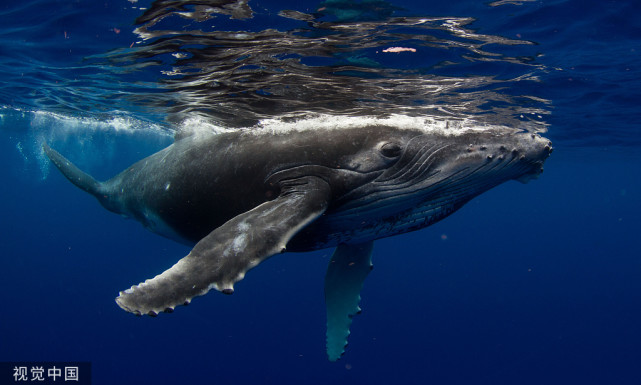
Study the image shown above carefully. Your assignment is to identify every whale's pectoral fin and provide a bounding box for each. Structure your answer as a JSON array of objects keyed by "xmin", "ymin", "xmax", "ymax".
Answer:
[
  {"xmin": 115, "ymin": 176, "xmax": 332, "ymax": 316},
  {"xmin": 324, "ymin": 241, "xmax": 374, "ymax": 361}
]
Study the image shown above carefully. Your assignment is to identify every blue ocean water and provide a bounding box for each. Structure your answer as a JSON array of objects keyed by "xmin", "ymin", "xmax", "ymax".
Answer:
[{"xmin": 1, "ymin": 0, "xmax": 640, "ymax": 384}]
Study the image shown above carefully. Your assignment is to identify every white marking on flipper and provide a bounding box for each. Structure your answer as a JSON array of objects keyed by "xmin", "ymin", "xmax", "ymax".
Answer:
[{"xmin": 115, "ymin": 176, "xmax": 332, "ymax": 316}]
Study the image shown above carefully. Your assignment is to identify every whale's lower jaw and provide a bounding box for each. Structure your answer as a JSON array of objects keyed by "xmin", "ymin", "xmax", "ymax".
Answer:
[{"xmin": 293, "ymin": 154, "xmax": 540, "ymax": 250}]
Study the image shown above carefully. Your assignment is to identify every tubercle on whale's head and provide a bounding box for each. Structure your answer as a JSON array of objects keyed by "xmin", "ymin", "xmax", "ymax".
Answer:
[
  {"xmin": 401, "ymin": 129, "xmax": 551, "ymax": 184},
  {"xmin": 339, "ymin": 128, "xmax": 552, "ymax": 215}
]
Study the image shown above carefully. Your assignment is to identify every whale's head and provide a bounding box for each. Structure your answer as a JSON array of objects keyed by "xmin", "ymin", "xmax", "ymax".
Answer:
[
  {"xmin": 378, "ymin": 127, "xmax": 553, "ymax": 188},
  {"xmin": 324, "ymin": 125, "xmax": 553, "ymax": 242}
]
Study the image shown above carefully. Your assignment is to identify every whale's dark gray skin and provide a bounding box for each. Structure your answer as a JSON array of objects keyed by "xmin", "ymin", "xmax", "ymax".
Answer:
[{"xmin": 44, "ymin": 124, "xmax": 552, "ymax": 360}]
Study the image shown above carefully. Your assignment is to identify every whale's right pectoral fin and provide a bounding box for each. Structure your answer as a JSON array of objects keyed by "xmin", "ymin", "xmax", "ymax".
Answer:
[
  {"xmin": 325, "ymin": 241, "xmax": 374, "ymax": 361},
  {"xmin": 115, "ymin": 176, "xmax": 332, "ymax": 316}
]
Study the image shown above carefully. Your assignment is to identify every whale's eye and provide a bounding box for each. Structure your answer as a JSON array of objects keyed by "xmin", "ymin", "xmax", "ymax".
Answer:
[{"xmin": 380, "ymin": 142, "xmax": 402, "ymax": 158}]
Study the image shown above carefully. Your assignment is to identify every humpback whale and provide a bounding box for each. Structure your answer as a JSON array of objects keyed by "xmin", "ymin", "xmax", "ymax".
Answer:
[{"xmin": 44, "ymin": 122, "xmax": 552, "ymax": 360}]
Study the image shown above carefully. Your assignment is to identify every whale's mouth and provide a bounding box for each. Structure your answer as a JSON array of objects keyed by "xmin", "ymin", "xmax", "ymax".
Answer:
[
  {"xmin": 376, "ymin": 131, "xmax": 552, "ymax": 197},
  {"xmin": 516, "ymin": 138, "xmax": 552, "ymax": 183},
  {"xmin": 516, "ymin": 165, "xmax": 545, "ymax": 184},
  {"xmin": 329, "ymin": 131, "xmax": 552, "ymax": 222}
]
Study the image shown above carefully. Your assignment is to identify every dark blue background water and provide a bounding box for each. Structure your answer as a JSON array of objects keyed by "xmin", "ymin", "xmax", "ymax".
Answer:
[{"xmin": 2, "ymin": 0, "xmax": 641, "ymax": 384}]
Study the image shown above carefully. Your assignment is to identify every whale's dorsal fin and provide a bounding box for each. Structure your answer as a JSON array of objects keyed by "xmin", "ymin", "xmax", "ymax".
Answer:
[
  {"xmin": 325, "ymin": 241, "xmax": 374, "ymax": 361},
  {"xmin": 115, "ymin": 176, "xmax": 332, "ymax": 316}
]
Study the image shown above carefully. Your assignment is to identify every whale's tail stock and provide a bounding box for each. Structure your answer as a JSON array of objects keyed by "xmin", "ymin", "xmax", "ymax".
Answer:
[
  {"xmin": 43, "ymin": 143, "xmax": 119, "ymax": 213},
  {"xmin": 43, "ymin": 143, "xmax": 101, "ymax": 194}
]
